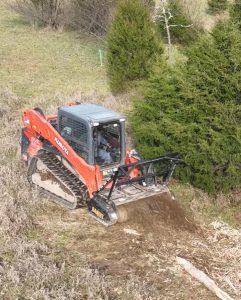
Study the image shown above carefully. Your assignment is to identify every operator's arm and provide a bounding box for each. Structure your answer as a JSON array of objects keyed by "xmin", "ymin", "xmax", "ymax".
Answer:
[{"xmin": 98, "ymin": 133, "xmax": 109, "ymax": 147}]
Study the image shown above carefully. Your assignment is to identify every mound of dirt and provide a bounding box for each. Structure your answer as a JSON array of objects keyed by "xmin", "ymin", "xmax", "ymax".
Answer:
[{"xmin": 120, "ymin": 192, "xmax": 197, "ymax": 232}]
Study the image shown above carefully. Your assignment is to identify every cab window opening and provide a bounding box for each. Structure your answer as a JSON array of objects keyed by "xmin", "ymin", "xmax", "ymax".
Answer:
[{"xmin": 93, "ymin": 122, "xmax": 121, "ymax": 166}]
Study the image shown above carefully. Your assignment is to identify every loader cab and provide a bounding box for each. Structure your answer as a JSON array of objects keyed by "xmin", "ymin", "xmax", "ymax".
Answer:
[{"xmin": 58, "ymin": 103, "xmax": 125, "ymax": 168}]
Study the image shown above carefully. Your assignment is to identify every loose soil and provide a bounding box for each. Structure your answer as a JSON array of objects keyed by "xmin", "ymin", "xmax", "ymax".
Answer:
[
  {"xmin": 121, "ymin": 192, "xmax": 197, "ymax": 232},
  {"xmin": 36, "ymin": 192, "xmax": 239, "ymax": 299}
]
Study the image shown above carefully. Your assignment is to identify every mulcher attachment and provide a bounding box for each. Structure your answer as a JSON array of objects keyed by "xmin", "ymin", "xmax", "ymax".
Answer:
[{"xmin": 88, "ymin": 154, "xmax": 184, "ymax": 226}]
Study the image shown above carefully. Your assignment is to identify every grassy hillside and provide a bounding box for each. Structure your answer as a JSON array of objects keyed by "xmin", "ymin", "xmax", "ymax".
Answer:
[
  {"xmin": 0, "ymin": 1, "xmax": 109, "ymax": 99},
  {"xmin": 0, "ymin": 1, "xmax": 240, "ymax": 299}
]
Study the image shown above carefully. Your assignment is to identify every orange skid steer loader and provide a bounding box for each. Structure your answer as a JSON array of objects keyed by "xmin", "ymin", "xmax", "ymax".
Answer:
[{"xmin": 21, "ymin": 102, "xmax": 183, "ymax": 226}]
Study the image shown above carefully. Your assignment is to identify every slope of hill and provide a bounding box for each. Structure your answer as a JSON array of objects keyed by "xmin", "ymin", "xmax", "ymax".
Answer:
[
  {"xmin": 0, "ymin": 1, "xmax": 240, "ymax": 299},
  {"xmin": 0, "ymin": 1, "xmax": 109, "ymax": 99}
]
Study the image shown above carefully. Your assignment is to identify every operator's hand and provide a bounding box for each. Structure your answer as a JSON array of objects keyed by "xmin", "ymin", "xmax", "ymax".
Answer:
[
  {"xmin": 99, "ymin": 142, "xmax": 111, "ymax": 151},
  {"xmin": 106, "ymin": 143, "xmax": 112, "ymax": 152}
]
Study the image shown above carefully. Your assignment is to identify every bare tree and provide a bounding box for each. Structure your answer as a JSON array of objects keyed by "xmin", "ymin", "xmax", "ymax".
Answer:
[
  {"xmin": 154, "ymin": 0, "xmax": 192, "ymax": 63},
  {"xmin": 70, "ymin": 0, "xmax": 117, "ymax": 37},
  {"xmin": 8, "ymin": 0, "xmax": 69, "ymax": 29},
  {"xmin": 8, "ymin": 0, "xmax": 116, "ymax": 33}
]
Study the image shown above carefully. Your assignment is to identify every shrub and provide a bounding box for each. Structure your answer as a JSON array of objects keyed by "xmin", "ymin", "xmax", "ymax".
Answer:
[
  {"xmin": 130, "ymin": 22, "xmax": 241, "ymax": 193},
  {"xmin": 207, "ymin": 0, "xmax": 228, "ymax": 15},
  {"xmin": 69, "ymin": 0, "xmax": 117, "ymax": 36},
  {"xmin": 107, "ymin": 0, "xmax": 161, "ymax": 92},
  {"xmin": 230, "ymin": 0, "xmax": 241, "ymax": 29},
  {"xmin": 158, "ymin": 0, "xmax": 200, "ymax": 45},
  {"xmin": 8, "ymin": 0, "xmax": 69, "ymax": 29},
  {"xmin": 9, "ymin": 0, "xmax": 117, "ymax": 33}
]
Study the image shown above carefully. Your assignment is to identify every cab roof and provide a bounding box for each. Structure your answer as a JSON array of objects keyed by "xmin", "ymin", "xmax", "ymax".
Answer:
[{"xmin": 59, "ymin": 103, "xmax": 124, "ymax": 124}]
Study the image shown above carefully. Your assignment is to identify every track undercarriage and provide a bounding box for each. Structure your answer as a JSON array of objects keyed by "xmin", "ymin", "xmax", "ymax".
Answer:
[{"xmin": 28, "ymin": 151, "xmax": 88, "ymax": 209}]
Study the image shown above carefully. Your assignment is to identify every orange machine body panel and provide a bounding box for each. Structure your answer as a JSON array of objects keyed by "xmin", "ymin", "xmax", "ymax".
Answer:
[{"xmin": 22, "ymin": 109, "xmax": 103, "ymax": 197}]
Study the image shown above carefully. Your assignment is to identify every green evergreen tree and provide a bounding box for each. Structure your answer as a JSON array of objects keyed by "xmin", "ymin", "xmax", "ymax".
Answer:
[
  {"xmin": 230, "ymin": 0, "xmax": 241, "ymax": 29},
  {"xmin": 130, "ymin": 22, "xmax": 241, "ymax": 193},
  {"xmin": 207, "ymin": 0, "xmax": 228, "ymax": 15},
  {"xmin": 107, "ymin": 0, "xmax": 161, "ymax": 92},
  {"xmin": 158, "ymin": 0, "xmax": 200, "ymax": 45}
]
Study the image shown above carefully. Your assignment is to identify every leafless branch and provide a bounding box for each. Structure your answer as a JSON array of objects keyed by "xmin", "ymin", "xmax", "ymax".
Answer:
[
  {"xmin": 176, "ymin": 257, "xmax": 234, "ymax": 300},
  {"xmin": 168, "ymin": 23, "xmax": 193, "ymax": 28}
]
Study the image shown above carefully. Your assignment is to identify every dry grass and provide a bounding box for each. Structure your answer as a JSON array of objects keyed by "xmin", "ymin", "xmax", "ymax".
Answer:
[
  {"xmin": 179, "ymin": 0, "xmax": 231, "ymax": 31},
  {"xmin": 0, "ymin": 90, "xmax": 37, "ymax": 236},
  {"xmin": 0, "ymin": 1, "xmax": 109, "ymax": 99},
  {"xmin": 172, "ymin": 181, "xmax": 241, "ymax": 228},
  {"xmin": 0, "ymin": 238, "xmax": 110, "ymax": 299}
]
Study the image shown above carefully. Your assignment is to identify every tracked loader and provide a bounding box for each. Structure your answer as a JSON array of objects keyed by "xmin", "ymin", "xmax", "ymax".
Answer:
[{"xmin": 21, "ymin": 102, "xmax": 183, "ymax": 225}]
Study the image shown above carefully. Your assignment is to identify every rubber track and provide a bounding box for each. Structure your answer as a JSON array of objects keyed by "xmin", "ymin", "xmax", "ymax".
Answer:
[{"xmin": 27, "ymin": 151, "xmax": 89, "ymax": 209}]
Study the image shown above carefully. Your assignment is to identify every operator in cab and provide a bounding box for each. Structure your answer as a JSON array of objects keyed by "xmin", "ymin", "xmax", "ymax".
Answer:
[{"xmin": 94, "ymin": 127, "xmax": 112, "ymax": 164}]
